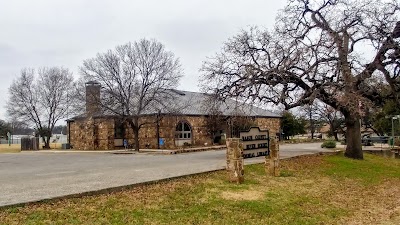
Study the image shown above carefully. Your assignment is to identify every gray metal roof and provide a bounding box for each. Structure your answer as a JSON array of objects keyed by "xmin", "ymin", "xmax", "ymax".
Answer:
[
  {"xmin": 159, "ymin": 90, "xmax": 281, "ymax": 118},
  {"xmin": 68, "ymin": 89, "xmax": 281, "ymax": 120}
]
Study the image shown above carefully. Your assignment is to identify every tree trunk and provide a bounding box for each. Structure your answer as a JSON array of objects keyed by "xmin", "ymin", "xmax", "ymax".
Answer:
[
  {"xmin": 333, "ymin": 132, "xmax": 339, "ymax": 142},
  {"xmin": 329, "ymin": 125, "xmax": 339, "ymax": 141},
  {"xmin": 46, "ymin": 136, "xmax": 51, "ymax": 149},
  {"xmin": 127, "ymin": 117, "xmax": 140, "ymax": 152},
  {"xmin": 133, "ymin": 117, "xmax": 140, "ymax": 152},
  {"xmin": 344, "ymin": 115, "xmax": 363, "ymax": 159},
  {"xmin": 42, "ymin": 136, "xmax": 50, "ymax": 149},
  {"xmin": 310, "ymin": 110, "xmax": 314, "ymax": 139},
  {"xmin": 134, "ymin": 128, "xmax": 140, "ymax": 151}
]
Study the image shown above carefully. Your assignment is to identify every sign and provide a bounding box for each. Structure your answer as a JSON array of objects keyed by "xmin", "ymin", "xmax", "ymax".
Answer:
[
  {"xmin": 159, "ymin": 138, "xmax": 165, "ymax": 146},
  {"xmin": 239, "ymin": 127, "xmax": 270, "ymax": 158}
]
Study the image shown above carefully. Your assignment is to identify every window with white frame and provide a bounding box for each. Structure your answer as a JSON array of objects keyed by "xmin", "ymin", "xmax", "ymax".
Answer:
[{"xmin": 175, "ymin": 121, "xmax": 192, "ymax": 139}]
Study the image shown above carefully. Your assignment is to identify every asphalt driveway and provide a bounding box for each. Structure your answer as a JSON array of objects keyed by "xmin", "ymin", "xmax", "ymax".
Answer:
[{"xmin": 0, "ymin": 142, "xmax": 332, "ymax": 207}]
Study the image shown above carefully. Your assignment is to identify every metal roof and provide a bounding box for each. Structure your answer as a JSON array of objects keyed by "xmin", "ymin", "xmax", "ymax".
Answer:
[
  {"xmin": 68, "ymin": 90, "xmax": 281, "ymax": 120},
  {"xmin": 158, "ymin": 90, "xmax": 281, "ymax": 118}
]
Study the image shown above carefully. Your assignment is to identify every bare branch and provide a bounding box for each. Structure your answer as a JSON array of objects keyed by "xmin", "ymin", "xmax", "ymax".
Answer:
[
  {"xmin": 7, "ymin": 67, "xmax": 74, "ymax": 148},
  {"xmin": 79, "ymin": 39, "xmax": 183, "ymax": 151}
]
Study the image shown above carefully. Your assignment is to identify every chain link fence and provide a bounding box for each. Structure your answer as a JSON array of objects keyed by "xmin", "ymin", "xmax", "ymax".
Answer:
[{"xmin": 0, "ymin": 135, "xmax": 68, "ymax": 146}]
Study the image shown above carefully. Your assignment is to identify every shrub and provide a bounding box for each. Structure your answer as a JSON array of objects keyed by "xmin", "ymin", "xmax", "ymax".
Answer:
[
  {"xmin": 219, "ymin": 139, "xmax": 226, "ymax": 145},
  {"xmin": 321, "ymin": 140, "xmax": 337, "ymax": 148}
]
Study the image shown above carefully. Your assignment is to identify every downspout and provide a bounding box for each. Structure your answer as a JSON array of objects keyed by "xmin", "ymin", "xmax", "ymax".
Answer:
[
  {"xmin": 67, "ymin": 121, "xmax": 71, "ymax": 146},
  {"xmin": 156, "ymin": 111, "xmax": 160, "ymax": 149}
]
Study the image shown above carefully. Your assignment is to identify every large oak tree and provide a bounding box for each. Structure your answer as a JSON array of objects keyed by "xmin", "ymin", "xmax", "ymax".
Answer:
[{"xmin": 201, "ymin": 0, "xmax": 400, "ymax": 159}]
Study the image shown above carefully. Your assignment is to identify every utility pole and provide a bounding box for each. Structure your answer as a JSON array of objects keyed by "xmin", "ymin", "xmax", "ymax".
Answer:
[
  {"xmin": 386, "ymin": 115, "xmax": 400, "ymax": 148},
  {"xmin": 394, "ymin": 115, "xmax": 400, "ymax": 148},
  {"xmin": 392, "ymin": 117, "xmax": 395, "ymax": 148}
]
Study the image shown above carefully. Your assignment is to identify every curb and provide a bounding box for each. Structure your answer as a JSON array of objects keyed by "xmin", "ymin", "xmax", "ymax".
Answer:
[
  {"xmin": 26, "ymin": 146, "xmax": 227, "ymax": 155},
  {"xmin": 169, "ymin": 146, "xmax": 226, "ymax": 154},
  {"xmin": 0, "ymin": 168, "xmax": 223, "ymax": 209}
]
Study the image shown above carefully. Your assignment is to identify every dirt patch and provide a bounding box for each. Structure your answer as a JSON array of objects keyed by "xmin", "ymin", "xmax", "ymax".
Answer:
[{"xmin": 221, "ymin": 190, "xmax": 264, "ymax": 201}]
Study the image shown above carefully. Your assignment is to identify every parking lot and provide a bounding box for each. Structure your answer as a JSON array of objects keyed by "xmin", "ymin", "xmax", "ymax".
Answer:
[{"xmin": 0, "ymin": 143, "xmax": 333, "ymax": 207}]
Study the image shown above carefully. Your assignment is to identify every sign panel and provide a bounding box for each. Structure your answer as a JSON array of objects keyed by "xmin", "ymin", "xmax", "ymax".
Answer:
[
  {"xmin": 239, "ymin": 127, "xmax": 270, "ymax": 158},
  {"xmin": 159, "ymin": 138, "xmax": 165, "ymax": 146}
]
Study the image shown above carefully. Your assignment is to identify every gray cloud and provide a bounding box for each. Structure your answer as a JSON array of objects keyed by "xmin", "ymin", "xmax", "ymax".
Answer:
[{"xmin": 0, "ymin": 0, "xmax": 286, "ymax": 120}]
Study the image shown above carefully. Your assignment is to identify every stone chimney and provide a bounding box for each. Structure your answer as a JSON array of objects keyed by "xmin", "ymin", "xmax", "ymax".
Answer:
[{"xmin": 85, "ymin": 81, "xmax": 101, "ymax": 115}]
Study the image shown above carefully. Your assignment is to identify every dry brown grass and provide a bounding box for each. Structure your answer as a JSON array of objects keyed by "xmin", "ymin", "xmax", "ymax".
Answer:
[
  {"xmin": 278, "ymin": 155, "xmax": 400, "ymax": 225},
  {"xmin": 0, "ymin": 144, "xmax": 21, "ymax": 153},
  {"xmin": 1, "ymin": 153, "xmax": 399, "ymax": 224},
  {"xmin": 221, "ymin": 190, "xmax": 265, "ymax": 201},
  {"xmin": 0, "ymin": 143, "xmax": 64, "ymax": 153}
]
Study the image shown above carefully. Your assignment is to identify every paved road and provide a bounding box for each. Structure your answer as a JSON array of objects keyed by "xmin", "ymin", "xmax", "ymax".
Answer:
[{"xmin": 0, "ymin": 143, "xmax": 331, "ymax": 207}]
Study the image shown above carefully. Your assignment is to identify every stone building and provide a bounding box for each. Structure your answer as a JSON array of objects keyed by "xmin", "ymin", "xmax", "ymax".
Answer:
[{"xmin": 67, "ymin": 83, "xmax": 281, "ymax": 150}]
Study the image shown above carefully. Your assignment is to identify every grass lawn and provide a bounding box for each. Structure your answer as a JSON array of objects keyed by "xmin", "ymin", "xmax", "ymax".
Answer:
[
  {"xmin": 0, "ymin": 143, "xmax": 64, "ymax": 153},
  {"xmin": 0, "ymin": 144, "xmax": 21, "ymax": 153},
  {"xmin": 1, "ymin": 153, "xmax": 400, "ymax": 224}
]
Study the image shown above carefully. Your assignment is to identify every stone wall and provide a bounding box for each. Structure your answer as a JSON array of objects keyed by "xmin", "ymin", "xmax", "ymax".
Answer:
[
  {"xmin": 131, "ymin": 115, "xmax": 213, "ymax": 149},
  {"xmin": 68, "ymin": 115, "xmax": 281, "ymax": 150},
  {"xmin": 69, "ymin": 117, "xmax": 114, "ymax": 150},
  {"xmin": 255, "ymin": 117, "xmax": 281, "ymax": 139},
  {"xmin": 95, "ymin": 118, "xmax": 115, "ymax": 150}
]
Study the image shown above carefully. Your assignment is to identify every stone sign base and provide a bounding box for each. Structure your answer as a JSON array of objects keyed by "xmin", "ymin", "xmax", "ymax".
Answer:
[
  {"xmin": 226, "ymin": 158, "xmax": 244, "ymax": 183},
  {"xmin": 226, "ymin": 138, "xmax": 244, "ymax": 184},
  {"xmin": 266, "ymin": 137, "xmax": 280, "ymax": 176}
]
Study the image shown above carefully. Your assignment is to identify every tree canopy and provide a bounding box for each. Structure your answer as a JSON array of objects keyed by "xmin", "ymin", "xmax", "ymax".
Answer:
[
  {"xmin": 371, "ymin": 100, "xmax": 400, "ymax": 136},
  {"xmin": 281, "ymin": 111, "xmax": 307, "ymax": 140},
  {"xmin": 201, "ymin": 0, "xmax": 400, "ymax": 159}
]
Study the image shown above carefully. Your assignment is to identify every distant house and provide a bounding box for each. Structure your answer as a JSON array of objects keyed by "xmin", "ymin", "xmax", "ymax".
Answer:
[{"xmin": 67, "ymin": 82, "xmax": 281, "ymax": 150}]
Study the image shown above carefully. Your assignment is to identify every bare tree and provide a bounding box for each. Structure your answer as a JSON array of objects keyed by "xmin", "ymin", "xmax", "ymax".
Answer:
[
  {"xmin": 80, "ymin": 39, "xmax": 182, "ymax": 151},
  {"xmin": 201, "ymin": 0, "xmax": 400, "ymax": 159},
  {"xmin": 316, "ymin": 104, "xmax": 345, "ymax": 141},
  {"xmin": 7, "ymin": 67, "xmax": 74, "ymax": 148},
  {"xmin": 6, "ymin": 117, "xmax": 34, "ymax": 135},
  {"xmin": 201, "ymin": 94, "xmax": 260, "ymax": 140},
  {"xmin": 299, "ymin": 102, "xmax": 320, "ymax": 139},
  {"xmin": 202, "ymin": 94, "xmax": 227, "ymax": 142}
]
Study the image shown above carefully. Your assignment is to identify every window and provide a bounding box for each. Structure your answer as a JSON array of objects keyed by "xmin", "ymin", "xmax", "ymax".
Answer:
[
  {"xmin": 176, "ymin": 121, "xmax": 192, "ymax": 140},
  {"xmin": 114, "ymin": 119, "xmax": 125, "ymax": 138}
]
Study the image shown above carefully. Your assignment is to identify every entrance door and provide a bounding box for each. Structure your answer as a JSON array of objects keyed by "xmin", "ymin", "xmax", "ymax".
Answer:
[{"xmin": 175, "ymin": 121, "xmax": 192, "ymax": 146}]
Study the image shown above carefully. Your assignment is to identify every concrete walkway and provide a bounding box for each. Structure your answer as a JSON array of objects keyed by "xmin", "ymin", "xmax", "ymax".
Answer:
[{"xmin": 0, "ymin": 143, "xmax": 334, "ymax": 208}]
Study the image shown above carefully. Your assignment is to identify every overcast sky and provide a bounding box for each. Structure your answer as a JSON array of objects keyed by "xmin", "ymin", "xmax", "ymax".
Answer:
[{"xmin": 0, "ymin": 0, "xmax": 287, "ymax": 120}]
